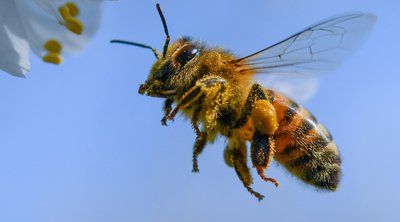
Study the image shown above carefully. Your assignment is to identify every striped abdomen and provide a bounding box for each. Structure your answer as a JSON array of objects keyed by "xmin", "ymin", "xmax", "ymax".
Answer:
[{"xmin": 265, "ymin": 89, "xmax": 341, "ymax": 191}]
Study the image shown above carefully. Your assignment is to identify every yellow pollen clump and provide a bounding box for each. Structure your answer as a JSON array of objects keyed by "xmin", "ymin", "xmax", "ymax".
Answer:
[
  {"xmin": 65, "ymin": 17, "xmax": 83, "ymax": 35},
  {"xmin": 58, "ymin": 6, "xmax": 71, "ymax": 19},
  {"xmin": 251, "ymin": 100, "xmax": 278, "ymax": 135},
  {"xmin": 58, "ymin": 2, "xmax": 83, "ymax": 35},
  {"xmin": 66, "ymin": 2, "xmax": 80, "ymax": 17},
  {"xmin": 238, "ymin": 118, "xmax": 255, "ymax": 141},
  {"xmin": 42, "ymin": 39, "xmax": 63, "ymax": 65},
  {"xmin": 44, "ymin": 39, "xmax": 62, "ymax": 53},
  {"xmin": 43, "ymin": 52, "xmax": 63, "ymax": 65}
]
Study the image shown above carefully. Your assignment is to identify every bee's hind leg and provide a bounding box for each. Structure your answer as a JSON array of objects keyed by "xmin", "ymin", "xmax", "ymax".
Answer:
[
  {"xmin": 251, "ymin": 131, "xmax": 279, "ymax": 187},
  {"xmin": 226, "ymin": 140, "xmax": 265, "ymax": 201},
  {"xmin": 232, "ymin": 83, "xmax": 270, "ymax": 129},
  {"xmin": 232, "ymin": 83, "xmax": 279, "ymax": 187}
]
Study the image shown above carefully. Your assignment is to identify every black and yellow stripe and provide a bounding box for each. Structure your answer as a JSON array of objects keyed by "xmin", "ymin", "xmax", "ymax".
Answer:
[{"xmin": 265, "ymin": 90, "xmax": 341, "ymax": 191}]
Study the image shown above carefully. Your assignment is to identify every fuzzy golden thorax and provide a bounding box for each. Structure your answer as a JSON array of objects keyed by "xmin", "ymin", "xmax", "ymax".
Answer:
[{"xmin": 138, "ymin": 37, "xmax": 250, "ymax": 101}]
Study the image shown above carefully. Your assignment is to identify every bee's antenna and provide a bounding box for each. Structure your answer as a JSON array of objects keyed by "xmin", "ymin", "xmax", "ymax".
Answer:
[
  {"xmin": 156, "ymin": 3, "xmax": 170, "ymax": 58},
  {"xmin": 110, "ymin": 4, "xmax": 169, "ymax": 60},
  {"xmin": 110, "ymin": 40, "xmax": 160, "ymax": 59}
]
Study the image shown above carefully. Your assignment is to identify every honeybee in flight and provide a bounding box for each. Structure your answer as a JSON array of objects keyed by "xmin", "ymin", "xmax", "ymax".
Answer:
[{"xmin": 112, "ymin": 4, "xmax": 376, "ymax": 200}]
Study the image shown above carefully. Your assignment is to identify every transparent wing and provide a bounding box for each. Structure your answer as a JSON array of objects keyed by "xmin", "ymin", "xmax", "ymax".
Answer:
[
  {"xmin": 256, "ymin": 74, "xmax": 319, "ymax": 103},
  {"xmin": 237, "ymin": 12, "xmax": 376, "ymax": 74},
  {"xmin": 235, "ymin": 12, "xmax": 376, "ymax": 102}
]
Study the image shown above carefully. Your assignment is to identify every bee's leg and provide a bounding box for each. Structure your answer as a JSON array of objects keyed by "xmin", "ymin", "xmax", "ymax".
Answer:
[
  {"xmin": 226, "ymin": 140, "xmax": 265, "ymax": 201},
  {"xmin": 251, "ymin": 131, "xmax": 279, "ymax": 187},
  {"xmin": 167, "ymin": 77, "xmax": 226, "ymax": 121},
  {"xmin": 191, "ymin": 96, "xmax": 204, "ymax": 137},
  {"xmin": 192, "ymin": 132, "xmax": 207, "ymax": 173},
  {"xmin": 191, "ymin": 97, "xmax": 207, "ymax": 172},
  {"xmin": 232, "ymin": 83, "xmax": 267, "ymax": 129},
  {"xmin": 231, "ymin": 83, "xmax": 278, "ymax": 186},
  {"xmin": 223, "ymin": 146, "xmax": 234, "ymax": 168},
  {"xmin": 161, "ymin": 98, "xmax": 173, "ymax": 126}
]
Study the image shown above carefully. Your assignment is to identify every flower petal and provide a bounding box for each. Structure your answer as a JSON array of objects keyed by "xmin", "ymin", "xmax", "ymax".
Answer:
[
  {"xmin": 15, "ymin": 0, "xmax": 102, "ymax": 59},
  {"xmin": 0, "ymin": 0, "xmax": 30, "ymax": 77}
]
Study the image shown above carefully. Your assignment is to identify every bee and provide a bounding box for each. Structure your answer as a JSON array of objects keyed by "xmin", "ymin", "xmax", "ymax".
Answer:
[{"xmin": 112, "ymin": 4, "xmax": 376, "ymax": 200}]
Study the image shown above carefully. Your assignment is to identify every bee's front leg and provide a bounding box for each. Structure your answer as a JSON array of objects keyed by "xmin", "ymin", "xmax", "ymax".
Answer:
[
  {"xmin": 166, "ymin": 85, "xmax": 202, "ymax": 122},
  {"xmin": 166, "ymin": 76, "xmax": 227, "ymax": 122},
  {"xmin": 161, "ymin": 98, "xmax": 173, "ymax": 126},
  {"xmin": 164, "ymin": 77, "xmax": 226, "ymax": 172}
]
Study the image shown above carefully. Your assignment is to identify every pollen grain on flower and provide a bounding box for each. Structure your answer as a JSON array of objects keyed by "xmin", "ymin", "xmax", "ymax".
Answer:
[
  {"xmin": 66, "ymin": 2, "xmax": 80, "ymax": 17},
  {"xmin": 42, "ymin": 52, "xmax": 63, "ymax": 65},
  {"xmin": 58, "ymin": 2, "xmax": 84, "ymax": 35},
  {"xmin": 65, "ymin": 17, "xmax": 84, "ymax": 35},
  {"xmin": 42, "ymin": 39, "xmax": 63, "ymax": 65},
  {"xmin": 0, "ymin": 0, "xmax": 110, "ymax": 77},
  {"xmin": 44, "ymin": 39, "xmax": 62, "ymax": 54}
]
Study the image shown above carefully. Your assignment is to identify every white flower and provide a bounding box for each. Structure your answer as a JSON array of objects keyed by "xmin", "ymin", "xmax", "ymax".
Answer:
[{"xmin": 0, "ymin": 0, "xmax": 108, "ymax": 77}]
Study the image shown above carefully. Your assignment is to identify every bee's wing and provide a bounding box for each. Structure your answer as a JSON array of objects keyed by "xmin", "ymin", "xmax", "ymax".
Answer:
[
  {"xmin": 234, "ymin": 12, "xmax": 376, "ymax": 102},
  {"xmin": 258, "ymin": 74, "xmax": 319, "ymax": 103}
]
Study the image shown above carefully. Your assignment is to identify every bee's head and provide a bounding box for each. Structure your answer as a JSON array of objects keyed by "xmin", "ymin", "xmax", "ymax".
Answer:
[
  {"xmin": 140, "ymin": 37, "xmax": 202, "ymax": 98},
  {"xmin": 111, "ymin": 4, "xmax": 201, "ymax": 98}
]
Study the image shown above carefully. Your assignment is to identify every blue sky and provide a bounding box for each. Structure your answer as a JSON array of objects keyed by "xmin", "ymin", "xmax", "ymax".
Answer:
[{"xmin": 1, "ymin": 0, "xmax": 399, "ymax": 221}]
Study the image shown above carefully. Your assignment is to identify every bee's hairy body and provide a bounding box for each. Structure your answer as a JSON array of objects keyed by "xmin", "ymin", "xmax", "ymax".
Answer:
[
  {"xmin": 139, "ymin": 38, "xmax": 341, "ymax": 200},
  {"xmin": 114, "ymin": 5, "xmax": 376, "ymax": 200}
]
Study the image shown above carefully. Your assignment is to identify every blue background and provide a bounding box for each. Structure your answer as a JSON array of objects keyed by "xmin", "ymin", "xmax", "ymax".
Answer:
[{"xmin": 1, "ymin": 0, "xmax": 399, "ymax": 221}]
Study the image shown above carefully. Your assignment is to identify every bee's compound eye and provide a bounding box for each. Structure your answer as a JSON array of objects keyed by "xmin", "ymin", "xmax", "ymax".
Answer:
[{"xmin": 175, "ymin": 46, "xmax": 199, "ymax": 66}]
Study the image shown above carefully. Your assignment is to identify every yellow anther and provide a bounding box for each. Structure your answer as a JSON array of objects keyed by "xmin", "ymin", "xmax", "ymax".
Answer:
[
  {"xmin": 44, "ymin": 39, "xmax": 62, "ymax": 54},
  {"xmin": 66, "ymin": 2, "xmax": 79, "ymax": 17},
  {"xmin": 58, "ymin": 5, "xmax": 71, "ymax": 19},
  {"xmin": 43, "ymin": 52, "xmax": 63, "ymax": 65},
  {"xmin": 65, "ymin": 17, "xmax": 84, "ymax": 35}
]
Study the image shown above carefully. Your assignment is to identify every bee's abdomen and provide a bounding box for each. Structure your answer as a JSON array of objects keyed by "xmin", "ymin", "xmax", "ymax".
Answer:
[{"xmin": 265, "ymin": 90, "xmax": 341, "ymax": 191}]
